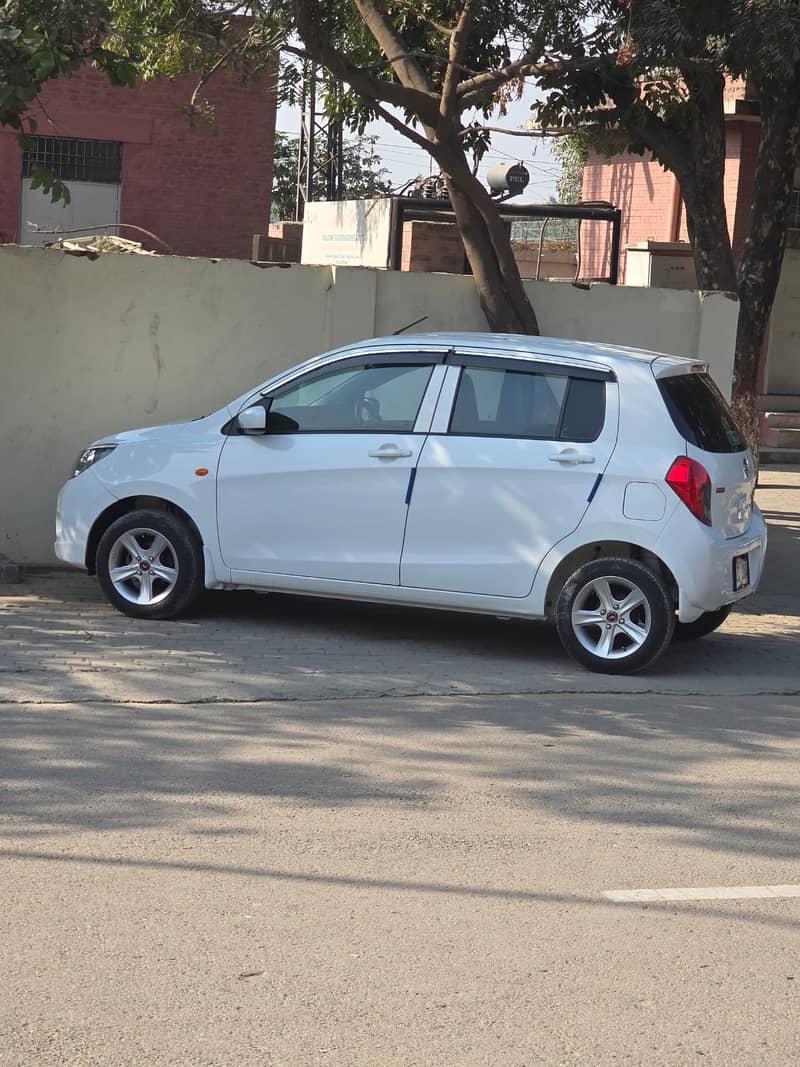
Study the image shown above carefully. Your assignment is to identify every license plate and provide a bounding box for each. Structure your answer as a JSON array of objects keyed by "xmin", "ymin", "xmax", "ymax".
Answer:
[{"xmin": 733, "ymin": 553, "xmax": 750, "ymax": 592}]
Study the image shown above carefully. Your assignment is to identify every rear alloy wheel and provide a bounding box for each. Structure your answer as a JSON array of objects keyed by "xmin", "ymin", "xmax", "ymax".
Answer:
[
  {"xmin": 556, "ymin": 557, "xmax": 675, "ymax": 674},
  {"xmin": 673, "ymin": 605, "xmax": 732, "ymax": 641},
  {"xmin": 96, "ymin": 509, "xmax": 204, "ymax": 619}
]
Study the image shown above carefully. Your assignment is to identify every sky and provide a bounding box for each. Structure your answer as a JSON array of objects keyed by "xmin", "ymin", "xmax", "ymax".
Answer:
[{"xmin": 276, "ymin": 83, "xmax": 562, "ymax": 204}]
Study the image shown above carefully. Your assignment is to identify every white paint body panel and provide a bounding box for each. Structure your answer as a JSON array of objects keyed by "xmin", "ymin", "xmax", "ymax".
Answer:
[
  {"xmin": 401, "ymin": 374, "xmax": 618, "ymax": 596},
  {"xmin": 53, "ymin": 332, "xmax": 768, "ymax": 630},
  {"xmin": 218, "ymin": 432, "xmax": 419, "ymax": 583}
]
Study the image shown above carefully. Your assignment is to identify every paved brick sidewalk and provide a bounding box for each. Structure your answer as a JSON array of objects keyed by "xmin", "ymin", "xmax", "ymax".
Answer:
[{"xmin": 1, "ymin": 468, "xmax": 798, "ymax": 702}]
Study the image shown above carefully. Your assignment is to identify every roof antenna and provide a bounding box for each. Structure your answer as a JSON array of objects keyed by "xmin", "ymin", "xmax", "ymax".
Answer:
[{"xmin": 392, "ymin": 314, "xmax": 429, "ymax": 335}]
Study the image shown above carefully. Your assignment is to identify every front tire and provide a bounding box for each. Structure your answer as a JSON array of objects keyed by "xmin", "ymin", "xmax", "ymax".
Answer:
[
  {"xmin": 96, "ymin": 509, "xmax": 204, "ymax": 620},
  {"xmin": 673, "ymin": 605, "xmax": 732, "ymax": 642},
  {"xmin": 556, "ymin": 557, "xmax": 675, "ymax": 675}
]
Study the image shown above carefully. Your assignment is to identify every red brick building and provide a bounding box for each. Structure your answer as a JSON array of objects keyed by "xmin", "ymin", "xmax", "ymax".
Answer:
[
  {"xmin": 579, "ymin": 79, "xmax": 800, "ymax": 455},
  {"xmin": 0, "ymin": 65, "xmax": 277, "ymax": 259},
  {"xmin": 579, "ymin": 81, "xmax": 760, "ymax": 284}
]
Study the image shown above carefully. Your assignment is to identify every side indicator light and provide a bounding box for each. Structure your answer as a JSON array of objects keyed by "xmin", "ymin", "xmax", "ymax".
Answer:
[{"xmin": 195, "ymin": 468, "xmax": 209, "ymax": 477}]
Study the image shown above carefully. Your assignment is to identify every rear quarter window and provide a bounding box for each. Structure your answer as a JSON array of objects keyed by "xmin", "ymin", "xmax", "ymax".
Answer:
[{"xmin": 658, "ymin": 373, "xmax": 744, "ymax": 453}]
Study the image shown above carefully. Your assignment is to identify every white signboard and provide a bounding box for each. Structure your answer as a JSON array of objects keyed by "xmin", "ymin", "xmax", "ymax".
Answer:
[{"xmin": 301, "ymin": 198, "xmax": 393, "ymax": 268}]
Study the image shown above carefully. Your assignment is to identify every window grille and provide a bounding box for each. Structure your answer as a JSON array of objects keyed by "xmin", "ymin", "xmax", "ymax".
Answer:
[
  {"xmin": 789, "ymin": 189, "xmax": 800, "ymax": 231},
  {"xmin": 22, "ymin": 137, "xmax": 122, "ymax": 184}
]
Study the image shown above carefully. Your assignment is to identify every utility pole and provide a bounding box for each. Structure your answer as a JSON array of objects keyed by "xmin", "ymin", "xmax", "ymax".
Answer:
[{"xmin": 294, "ymin": 64, "xmax": 344, "ymax": 221}]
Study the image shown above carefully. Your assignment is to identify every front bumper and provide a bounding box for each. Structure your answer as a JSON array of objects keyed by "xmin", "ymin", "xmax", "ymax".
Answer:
[{"xmin": 54, "ymin": 469, "xmax": 119, "ymax": 569}]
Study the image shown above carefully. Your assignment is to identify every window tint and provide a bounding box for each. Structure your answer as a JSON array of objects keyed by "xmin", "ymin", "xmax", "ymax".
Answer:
[
  {"xmin": 268, "ymin": 363, "xmax": 434, "ymax": 433},
  {"xmin": 559, "ymin": 378, "xmax": 606, "ymax": 442},
  {"xmin": 658, "ymin": 373, "xmax": 744, "ymax": 453},
  {"xmin": 450, "ymin": 367, "xmax": 569, "ymax": 438}
]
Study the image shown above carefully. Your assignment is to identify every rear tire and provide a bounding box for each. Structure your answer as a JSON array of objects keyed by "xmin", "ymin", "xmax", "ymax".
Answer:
[
  {"xmin": 673, "ymin": 605, "xmax": 732, "ymax": 641},
  {"xmin": 96, "ymin": 509, "xmax": 204, "ymax": 620},
  {"xmin": 556, "ymin": 557, "xmax": 675, "ymax": 675}
]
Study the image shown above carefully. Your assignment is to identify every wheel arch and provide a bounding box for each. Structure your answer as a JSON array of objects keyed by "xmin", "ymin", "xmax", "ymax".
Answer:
[
  {"xmin": 543, "ymin": 540, "xmax": 678, "ymax": 620},
  {"xmin": 86, "ymin": 496, "xmax": 204, "ymax": 574}
]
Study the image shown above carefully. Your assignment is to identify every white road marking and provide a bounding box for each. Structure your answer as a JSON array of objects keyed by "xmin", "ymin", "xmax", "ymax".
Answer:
[{"xmin": 605, "ymin": 885, "xmax": 800, "ymax": 903}]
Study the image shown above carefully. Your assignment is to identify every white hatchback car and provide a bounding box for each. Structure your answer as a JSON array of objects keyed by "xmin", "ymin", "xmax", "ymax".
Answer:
[{"xmin": 55, "ymin": 333, "xmax": 767, "ymax": 674}]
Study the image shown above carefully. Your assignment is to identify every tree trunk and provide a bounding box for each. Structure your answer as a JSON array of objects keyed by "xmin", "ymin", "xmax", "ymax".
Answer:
[
  {"xmin": 733, "ymin": 76, "xmax": 800, "ymax": 458},
  {"xmin": 680, "ymin": 70, "xmax": 738, "ymax": 293},
  {"xmin": 680, "ymin": 168, "xmax": 737, "ymax": 293},
  {"xmin": 440, "ymin": 143, "xmax": 540, "ymax": 334}
]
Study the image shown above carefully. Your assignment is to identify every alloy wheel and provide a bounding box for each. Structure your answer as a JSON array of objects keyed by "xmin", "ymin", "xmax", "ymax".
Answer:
[
  {"xmin": 107, "ymin": 527, "xmax": 180, "ymax": 606},
  {"xmin": 570, "ymin": 575, "xmax": 652, "ymax": 660}
]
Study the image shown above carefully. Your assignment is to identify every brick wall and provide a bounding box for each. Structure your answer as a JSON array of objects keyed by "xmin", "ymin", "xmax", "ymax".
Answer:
[
  {"xmin": 0, "ymin": 64, "xmax": 277, "ymax": 259},
  {"xmin": 401, "ymin": 220, "xmax": 467, "ymax": 273},
  {"xmin": 581, "ymin": 151, "xmax": 683, "ymax": 281},
  {"xmin": 581, "ymin": 119, "xmax": 759, "ymax": 284},
  {"xmin": 0, "ymin": 135, "xmax": 20, "ymax": 245}
]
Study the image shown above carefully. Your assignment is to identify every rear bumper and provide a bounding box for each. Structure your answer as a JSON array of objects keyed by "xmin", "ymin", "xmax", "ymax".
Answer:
[{"xmin": 658, "ymin": 505, "xmax": 768, "ymax": 622}]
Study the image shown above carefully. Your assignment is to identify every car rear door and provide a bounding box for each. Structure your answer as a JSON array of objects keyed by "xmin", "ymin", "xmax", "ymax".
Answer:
[{"xmin": 399, "ymin": 353, "xmax": 619, "ymax": 597}]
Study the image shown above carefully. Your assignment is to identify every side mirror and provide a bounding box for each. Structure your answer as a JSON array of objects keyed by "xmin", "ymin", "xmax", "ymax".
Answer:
[{"xmin": 238, "ymin": 405, "xmax": 267, "ymax": 434}]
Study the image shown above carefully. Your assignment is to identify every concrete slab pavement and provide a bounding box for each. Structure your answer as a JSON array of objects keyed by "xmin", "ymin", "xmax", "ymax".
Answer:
[{"xmin": 2, "ymin": 691, "xmax": 800, "ymax": 1066}]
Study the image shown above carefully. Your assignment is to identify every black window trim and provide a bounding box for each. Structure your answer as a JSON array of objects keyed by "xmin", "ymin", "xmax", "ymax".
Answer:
[
  {"xmin": 444, "ymin": 350, "xmax": 616, "ymax": 383},
  {"xmin": 224, "ymin": 357, "xmax": 442, "ymax": 436},
  {"xmin": 261, "ymin": 350, "xmax": 448, "ymax": 401},
  {"xmin": 445, "ymin": 365, "xmax": 606, "ymax": 443}
]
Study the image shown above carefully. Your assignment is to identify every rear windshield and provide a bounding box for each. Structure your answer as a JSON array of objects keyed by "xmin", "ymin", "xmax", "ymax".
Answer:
[{"xmin": 658, "ymin": 373, "xmax": 744, "ymax": 453}]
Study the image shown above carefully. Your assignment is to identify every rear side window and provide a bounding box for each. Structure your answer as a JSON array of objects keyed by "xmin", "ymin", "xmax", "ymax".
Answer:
[
  {"xmin": 449, "ymin": 366, "xmax": 605, "ymax": 442},
  {"xmin": 658, "ymin": 373, "xmax": 744, "ymax": 453},
  {"xmin": 559, "ymin": 378, "xmax": 606, "ymax": 441}
]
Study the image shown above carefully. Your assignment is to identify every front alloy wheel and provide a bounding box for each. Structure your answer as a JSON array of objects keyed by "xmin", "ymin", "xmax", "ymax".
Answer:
[
  {"xmin": 96, "ymin": 509, "xmax": 204, "ymax": 619},
  {"xmin": 107, "ymin": 527, "xmax": 180, "ymax": 607},
  {"xmin": 556, "ymin": 557, "xmax": 675, "ymax": 674}
]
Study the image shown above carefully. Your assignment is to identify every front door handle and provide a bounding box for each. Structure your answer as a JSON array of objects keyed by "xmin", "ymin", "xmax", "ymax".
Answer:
[
  {"xmin": 548, "ymin": 449, "xmax": 595, "ymax": 465},
  {"xmin": 369, "ymin": 445, "xmax": 413, "ymax": 459}
]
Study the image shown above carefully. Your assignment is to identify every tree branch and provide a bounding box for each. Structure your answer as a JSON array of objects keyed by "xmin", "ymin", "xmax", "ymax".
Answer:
[
  {"xmin": 458, "ymin": 54, "xmax": 620, "ymax": 110},
  {"xmin": 353, "ymin": 0, "xmax": 432, "ymax": 95},
  {"xmin": 440, "ymin": 0, "xmax": 472, "ymax": 123},
  {"xmin": 294, "ymin": 0, "xmax": 439, "ymax": 124},
  {"xmin": 371, "ymin": 102, "xmax": 441, "ymax": 157}
]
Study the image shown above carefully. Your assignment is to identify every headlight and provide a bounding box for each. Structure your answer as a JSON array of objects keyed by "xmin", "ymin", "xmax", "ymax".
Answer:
[{"xmin": 72, "ymin": 445, "xmax": 117, "ymax": 478}]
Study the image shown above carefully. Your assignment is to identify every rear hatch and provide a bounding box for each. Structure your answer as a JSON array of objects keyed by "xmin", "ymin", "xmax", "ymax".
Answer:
[{"xmin": 655, "ymin": 367, "xmax": 755, "ymax": 538}]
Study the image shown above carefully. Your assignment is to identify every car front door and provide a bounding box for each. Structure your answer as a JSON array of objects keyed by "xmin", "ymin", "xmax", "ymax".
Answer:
[
  {"xmin": 217, "ymin": 355, "xmax": 445, "ymax": 585},
  {"xmin": 400, "ymin": 355, "xmax": 619, "ymax": 597}
]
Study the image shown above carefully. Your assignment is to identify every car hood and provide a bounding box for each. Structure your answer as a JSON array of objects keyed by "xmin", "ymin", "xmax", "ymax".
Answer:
[{"xmin": 95, "ymin": 408, "xmax": 232, "ymax": 446}]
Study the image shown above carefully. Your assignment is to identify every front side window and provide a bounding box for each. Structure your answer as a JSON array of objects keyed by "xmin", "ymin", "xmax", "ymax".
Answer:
[
  {"xmin": 267, "ymin": 362, "xmax": 434, "ymax": 433},
  {"xmin": 449, "ymin": 366, "xmax": 604, "ymax": 441}
]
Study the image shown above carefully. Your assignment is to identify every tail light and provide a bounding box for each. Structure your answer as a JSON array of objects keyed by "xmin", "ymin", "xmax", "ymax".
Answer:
[{"xmin": 665, "ymin": 456, "xmax": 712, "ymax": 526}]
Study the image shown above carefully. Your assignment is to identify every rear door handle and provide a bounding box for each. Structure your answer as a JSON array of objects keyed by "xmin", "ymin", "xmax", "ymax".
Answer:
[
  {"xmin": 368, "ymin": 445, "xmax": 413, "ymax": 459},
  {"xmin": 548, "ymin": 449, "xmax": 595, "ymax": 465}
]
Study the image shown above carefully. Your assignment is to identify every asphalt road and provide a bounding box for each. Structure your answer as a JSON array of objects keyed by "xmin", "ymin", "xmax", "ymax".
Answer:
[{"xmin": 1, "ymin": 469, "xmax": 799, "ymax": 1066}]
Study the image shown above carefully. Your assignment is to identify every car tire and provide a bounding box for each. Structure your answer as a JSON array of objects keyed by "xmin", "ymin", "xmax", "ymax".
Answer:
[
  {"xmin": 96, "ymin": 509, "xmax": 204, "ymax": 620},
  {"xmin": 673, "ymin": 605, "xmax": 733, "ymax": 642},
  {"xmin": 556, "ymin": 557, "xmax": 676, "ymax": 675}
]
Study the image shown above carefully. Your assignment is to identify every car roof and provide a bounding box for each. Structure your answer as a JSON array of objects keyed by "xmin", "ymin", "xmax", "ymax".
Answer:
[
  {"xmin": 232, "ymin": 331, "xmax": 698, "ymax": 412},
  {"xmin": 335, "ymin": 332, "xmax": 696, "ymax": 373}
]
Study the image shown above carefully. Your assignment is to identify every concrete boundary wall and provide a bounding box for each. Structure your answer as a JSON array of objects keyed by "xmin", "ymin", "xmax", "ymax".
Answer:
[{"xmin": 0, "ymin": 245, "xmax": 738, "ymax": 563}]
